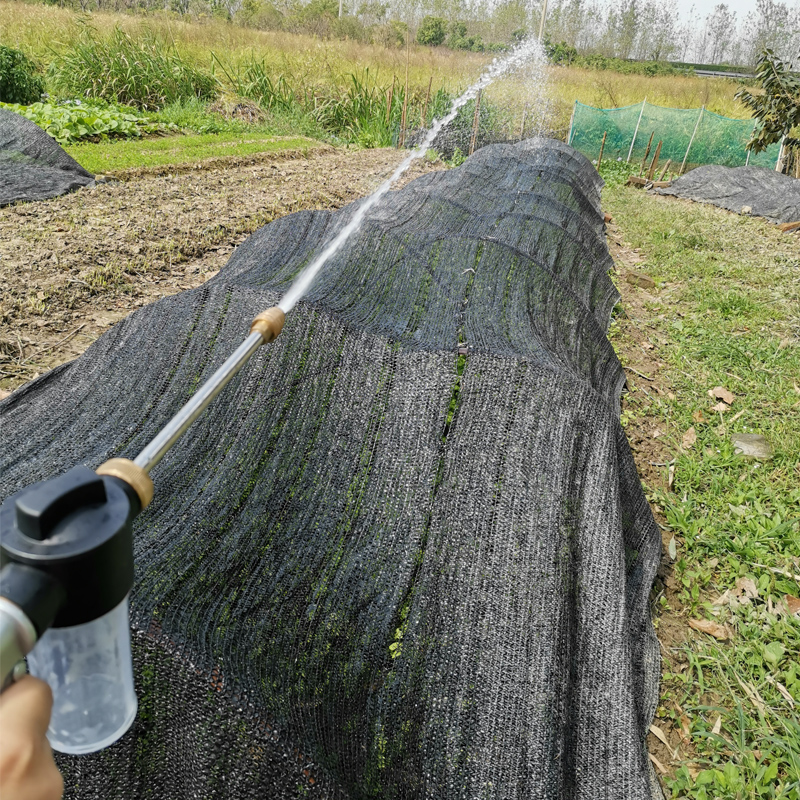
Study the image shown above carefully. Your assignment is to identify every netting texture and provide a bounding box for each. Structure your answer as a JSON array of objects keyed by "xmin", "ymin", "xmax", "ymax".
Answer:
[
  {"xmin": 656, "ymin": 164, "xmax": 800, "ymax": 223},
  {"xmin": 569, "ymin": 101, "xmax": 780, "ymax": 170},
  {"xmin": 0, "ymin": 138, "xmax": 663, "ymax": 800},
  {"xmin": 0, "ymin": 107, "xmax": 94, "ymax": 207}
]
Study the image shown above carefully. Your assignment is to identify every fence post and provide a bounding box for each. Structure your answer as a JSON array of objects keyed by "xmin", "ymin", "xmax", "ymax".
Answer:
[
  {"xmin": 639, "ymin": 131, "xmax": 654, "ymax": 175},
  {"xmin": 567, "ymin": 102, "xmax": 576, "ymax": 145},
  {"xmin": 627, "ymin": 97, "xmax": 647, "ymax": 163},
  {"xmin": 776, "ymin": 134, "xmax": 787, "ymax": 172},
  {"xmin": 597, "ymin": 131, "xmax": 607, "ymax": 169},
  {"xmin": 469, "ymin": 89, "xmax": 482, "ymax": 156},
  {"xmin": 647, "ymin": 140, "xmax": 663, "ymax": 180},
  {"xmin": 680, "ymin": 105, "xmax": 704, "ymax": 175}
]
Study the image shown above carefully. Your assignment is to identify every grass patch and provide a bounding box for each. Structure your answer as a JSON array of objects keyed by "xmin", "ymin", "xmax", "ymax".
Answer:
[
  {"xmin": 604, "ymin": 183, "xmax": 800, "ymax": 798},
  {"xmin": 64, "ymin": 132, "xmax": 321, "ymax": 173}
]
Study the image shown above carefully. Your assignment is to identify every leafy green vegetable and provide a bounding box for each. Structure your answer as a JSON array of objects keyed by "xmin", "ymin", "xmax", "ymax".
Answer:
[{"xmin": 0, "ymin": 100, "xmax": 176, "ymax": 144}]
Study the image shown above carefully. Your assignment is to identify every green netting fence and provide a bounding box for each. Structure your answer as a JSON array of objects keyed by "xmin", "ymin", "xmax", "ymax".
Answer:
[{"xmin": 568, "ymin": 100, "xmax": 780, "ymax": 171}]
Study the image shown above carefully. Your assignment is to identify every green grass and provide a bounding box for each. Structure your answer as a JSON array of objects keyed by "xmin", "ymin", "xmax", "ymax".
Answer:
[
  {"xmin": 603, "ymin": 178, "xmax": 800, "ymax": 798},
  {"xmin": 64, "ymin": 132, "xmax": 322, "ymax": 173}
]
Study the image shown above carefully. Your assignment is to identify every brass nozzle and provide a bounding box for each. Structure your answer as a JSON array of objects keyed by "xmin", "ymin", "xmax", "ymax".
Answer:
[
  {"xmin": 250, "ymin": 307, "xmax": 285, "ymax": 343},
  {"xmin": 97, "ymin": 458, "xmax": 154, "ymax": 510}
]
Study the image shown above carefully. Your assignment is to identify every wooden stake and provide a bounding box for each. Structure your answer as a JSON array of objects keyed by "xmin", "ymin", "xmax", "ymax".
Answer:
[
  {"xmin": 469, "ymin": 89, "xmax": 482, "ymax": 156},
  {"xmin": 658, "ymin": 158, "xmax": 672, "ymax": 181},
  {"xmin": 647, "ymin": 140, "xmax": 662, "ymax": 180},
  {"xmin": 597, "ymin": 130, "xmax": 607, "ymax": 169},
  {"xmin": 639, "ymin": 131, "xmax": 654, "ymax": 176},
  {"xmin": 399, "ymin": 32, "xmax": 410, "ymax": 147},
  {"xmin": 421, "ymin": 76, "xmax": 432, "ymax": 128}
]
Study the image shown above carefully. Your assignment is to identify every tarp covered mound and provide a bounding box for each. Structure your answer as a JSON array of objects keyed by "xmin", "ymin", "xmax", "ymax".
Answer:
[
  {"xmin": 0, "ymin": 138, "xmax": 662, "ymax": 800},
  {"xmin": 656, "ymin": 164, "xmax": 800, "ymax": 223},
  {"xmin": 0, "ymin": 107, "xmax": 94, "ymax": 207}
]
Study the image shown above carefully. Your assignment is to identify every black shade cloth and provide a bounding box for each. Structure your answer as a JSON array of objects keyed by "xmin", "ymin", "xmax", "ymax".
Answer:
[
  {"xmin": 0, "ymin": 107, "xmax": 94, "ymax": 206},
  {"xmin": 656, "ymin": 164, "xmax": 800, "ymax": 223},
  {"xmin": 1, "ymin": 138, "xmax": 662, "ymax": 799}
]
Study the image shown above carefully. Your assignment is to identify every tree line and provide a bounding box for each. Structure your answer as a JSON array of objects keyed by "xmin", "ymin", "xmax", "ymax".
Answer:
[{"xmin": 35, "ymin": 0, "xmax": 800, "ymax": 68}]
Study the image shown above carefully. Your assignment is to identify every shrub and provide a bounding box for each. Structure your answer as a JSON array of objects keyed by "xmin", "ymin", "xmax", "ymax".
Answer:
[
  {"xmin": 0, "ymin": 46, "xmax": 44, "ymax": 105},
  {"xmin": 416, "ymin": 16, "xmax": 447, "ymax": 47},
  {"xmin": 48, "ymin": 26, "xmax": 218, "ymax": 111}
]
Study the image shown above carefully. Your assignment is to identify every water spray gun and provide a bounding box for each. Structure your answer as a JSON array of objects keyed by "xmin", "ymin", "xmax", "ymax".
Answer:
[{"xmin": 0, "ymin": 307, "xmax": 285, "ymax": 753}]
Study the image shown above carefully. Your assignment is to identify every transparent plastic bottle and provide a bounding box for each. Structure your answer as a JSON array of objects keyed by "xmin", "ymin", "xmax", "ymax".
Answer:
[{"xmin": 27, "ymin": 595, "xmax": 137, "ymax": 754}]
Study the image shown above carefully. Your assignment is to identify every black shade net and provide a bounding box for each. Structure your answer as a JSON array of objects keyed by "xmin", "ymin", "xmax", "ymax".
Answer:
[
  {"xmin": 0, "ymin": 107, "xmax": 94, "ymax": 207},
  {"xmin": 0, "ymin": 138, "xmax": 662, "ymax": 799},
  {"xmin": 656, "ymin": 164, "xmax": 800, "ymax": 223}
]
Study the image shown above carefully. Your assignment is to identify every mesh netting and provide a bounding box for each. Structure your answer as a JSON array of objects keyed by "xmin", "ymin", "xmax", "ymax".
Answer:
[
  {"xmin": 656, "ymin": 164, "xmax": 800, "ymax": 223},
  {"xmin": 0, "ymin": 107, "xmax": 94, "ymax": 207},
  {"xmin": 568, "ymin": 100, "xmax": 781, "ymax": 170},
  {"xmin": 0, "ymin": 138, "xmax": 663, "ymax": 800}
]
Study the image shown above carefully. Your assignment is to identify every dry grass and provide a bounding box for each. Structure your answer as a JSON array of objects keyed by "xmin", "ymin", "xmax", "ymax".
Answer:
[{"xmin": 0, "ymin": 1, "xmax": 487, "ymax": 93}]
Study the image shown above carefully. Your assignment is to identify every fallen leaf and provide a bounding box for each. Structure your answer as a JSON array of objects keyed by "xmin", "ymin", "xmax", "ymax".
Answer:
[
  {"xmin": 687, "ymin": 764, "xmax": 701, "ymax": 780},
  {"xmin": 734, "ymin": 674, "xmax": 766, "ymax": 715},
  {"xmin": 707, "ymin": 558, "xmax": 719, "ymax": 569},
  {"xmin": 733, "ymin": 577, "xmax": 758, "ymax": 602},
  {"xmin": 679, "ymin": 715, "xmax": 691, "ymax": 743},
  {"xmin": 711, "ymin": 715, "xmax": 722, "ymax": 735},
  {"xmin": 668, "ymin": 463, "xmax": 676, "ymax": 490},
  {"xmin": 766, "ymin": 675, "xmax": 796, "ymax": 709},
  {"xmin": 641, "ymin": 340, "xmax": 654, "ymax": 350},
  {"xmin": 794, "ymin": 383, "xmax": 800, "ymax": 395},
  {"xmin": 648, "ymin": 753, "xmax": 668, "ymax": 774},
  {"xmin": 708, "ymin": 385, "xmax": 735, "ymax": 405},
  {"xmin": 649, "ymin": 724, "xmax": 677, "ymax": 757},
  {"xmin": 712, "ymin": 402, "xmax": 730, "ymax": 413},
  {"xmin": 689, "ymin": 618, "xmax": 729, "ymax": 640},
  {"xmin": 682, "ymin": 426, "xmax": 697, "ymax": 449},
  {"xmin": 781, "ymin": 594, "xmax": 800, "ymax": 616},
  {"xmin": 692, "ymin": 409, "xmax": 707, "ymax": 423},
  {"xmin": 668, "ymin": 536, "xmax": 677, "ymax": 560}
]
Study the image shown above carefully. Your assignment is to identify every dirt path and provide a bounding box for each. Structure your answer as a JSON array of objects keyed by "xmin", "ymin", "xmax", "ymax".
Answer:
[{"xmin": 0, "ymin": 146, "xmax": 442, "ymax": 395}]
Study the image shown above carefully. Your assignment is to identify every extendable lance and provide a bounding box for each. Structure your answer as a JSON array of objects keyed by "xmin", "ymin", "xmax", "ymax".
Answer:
[{"xmin": 0, "ymin": 306, "xmax": 285, "ymax": 753}]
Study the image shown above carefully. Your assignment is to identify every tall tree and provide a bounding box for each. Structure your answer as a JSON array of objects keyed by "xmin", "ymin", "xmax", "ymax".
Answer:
[{"xmin": 705, "ymin": 3, "xmax": 736, "ymax": 64}]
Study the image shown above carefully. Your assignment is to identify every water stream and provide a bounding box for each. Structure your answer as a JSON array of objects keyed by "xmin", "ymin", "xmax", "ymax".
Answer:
[{"xmin": 277, "ymin": 37, "xmax": 547, "ymax": 314}]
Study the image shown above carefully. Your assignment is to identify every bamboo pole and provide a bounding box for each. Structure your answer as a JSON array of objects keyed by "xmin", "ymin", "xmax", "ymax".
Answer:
[
  {"xmin": 680, "ymin": 105, "xmax": 704, "ymax": 175},
  {"xmin": 776, "ymin": 134, "xmax": 787, "ymax": 172},
  {"xmin": 597, "ymin": 131, "xmax": 607, "ymax": 169},
  {"xmin": 658, "ymin": 158, "xmax": 672, "ymax": 181},
  {"xmin": 421, "ymin": 76, "xmax": 432, "ymax": 128},
  {"xmin": 469, "ymin": 89, "xmax": 482, "ymax": 156},
  {"xmin": 627, "ymin": 98, "xmax": 646, "ymax": 163},
  {"xmin": 537, "ymin": 0, "xmax": 549, "ymax": 42},
  {"xmin": 647, "ymin": 140, "xmax": 662, "ymax": 180},
  {"xmin": 745, "ymin": 123, "xmax": 756, "ymax": 166},
  {"xmin": 639, "ymin": 131, "xmax": 655, "ymax": 176},
  {"xmin": 566, "ymin": 102, "xmax": 576, "ymax": 145}
]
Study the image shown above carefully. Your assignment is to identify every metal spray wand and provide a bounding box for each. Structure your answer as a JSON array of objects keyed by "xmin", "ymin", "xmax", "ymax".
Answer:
[{"xmin": 0, "ymin": 306, "xmax": 285, "ymax": 753}]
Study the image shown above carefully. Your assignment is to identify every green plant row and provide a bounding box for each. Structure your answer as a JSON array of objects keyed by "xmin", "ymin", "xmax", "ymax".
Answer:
[
  {"xmin": 546, "ymin": 40, "xmax": 686, "ymax": 76},
  {"xmin": 0, "ymin": 100, "xmax": 174, "ymax": 143}
]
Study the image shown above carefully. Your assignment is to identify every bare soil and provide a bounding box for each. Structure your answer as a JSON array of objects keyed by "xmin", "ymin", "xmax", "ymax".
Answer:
[{"xmin": 0, "ymin": 146, "xmax": 443, "ymax": 394}]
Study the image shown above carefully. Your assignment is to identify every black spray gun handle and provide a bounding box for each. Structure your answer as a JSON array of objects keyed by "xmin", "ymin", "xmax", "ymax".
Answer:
[{"xmin": 0, "ymin": 464, "xmax": 150, "ymax": 691}]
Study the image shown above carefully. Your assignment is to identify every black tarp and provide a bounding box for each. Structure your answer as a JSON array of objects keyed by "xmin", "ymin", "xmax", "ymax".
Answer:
[
  {"xmin": 1, "ymin": 139, "xmax": 662, "ymax": 799},
  {"xmin": 656, "ymin": 164, "xmax": 800, "ymax": 223},
  {"xmin": 0, "ymin": 107, "xmax": 94, "ymax": 206}
]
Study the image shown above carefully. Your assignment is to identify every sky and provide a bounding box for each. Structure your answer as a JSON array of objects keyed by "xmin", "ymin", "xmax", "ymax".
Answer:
[{"xmin": 672, "ymin": 0, "xmax": 763, "ymax": 22}]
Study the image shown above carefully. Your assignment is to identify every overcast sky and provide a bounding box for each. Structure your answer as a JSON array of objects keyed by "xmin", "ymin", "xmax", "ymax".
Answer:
[{"xmin": 672, "ymin": 0, "xmax": 772, "ymax": 22}]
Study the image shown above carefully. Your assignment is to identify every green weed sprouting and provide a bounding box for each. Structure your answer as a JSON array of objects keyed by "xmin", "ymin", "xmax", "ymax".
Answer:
[{"xmin": 48, "ymin": 25, "xmax": 218, "ymax": 111}]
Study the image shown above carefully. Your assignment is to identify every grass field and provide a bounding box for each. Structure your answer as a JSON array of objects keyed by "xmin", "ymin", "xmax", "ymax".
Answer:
[
  {"xmin": 1, "ymin": 0, "xmax": 754, "ymax": 144},
  {"xmin": 601, "ymin": 163, "xmax": 800, "ymax": 798}
]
